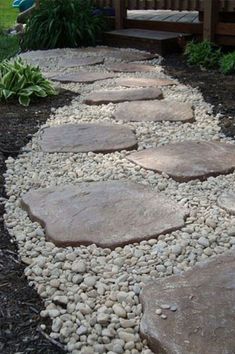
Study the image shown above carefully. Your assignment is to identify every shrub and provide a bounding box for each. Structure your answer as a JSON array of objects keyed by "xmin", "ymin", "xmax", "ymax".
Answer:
[
  {"xmin": 220, "ymin": 52, "xmax": 235, "ymax": 75},
  {"xmin": 0, "ymin": 58, "xmax": 57, "ymax": 106},
  {"xmin": 21, "ymin": 0, "xmax": 105, "ymax": 50},
  {"xmin": 184, "ymin": 40, "xmax": 222, "ymax": 69}
]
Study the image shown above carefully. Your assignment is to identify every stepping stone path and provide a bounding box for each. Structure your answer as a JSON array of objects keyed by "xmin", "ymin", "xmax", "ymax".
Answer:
[
  {"xmin": 106, "ymin": 63, "xmax": 158, "ymax": 73},
  {"xmin": 140, "ymin": 251, "xmax": 235, "ymax": 354},
  {"xmin": 217, "ymin": 191, "xmax": 235, "ymax": 214},
  {"xmin": 39, "ymin": 123, "xmax": 137, "ymax": 153},
  {"xmin": 59, "ymin": 57, "xmax": 104, "ymax": 68},
  {"xmin": 114, "ymin": 100, "xmax": 194, "ymax": 123},
  {"xmin": 105, "ymin": 51, "xmax": 158, "ymax": 62},
  {"xmin": 83, "ymin": 87, "xmax": 163, "ymax": 105},
  {"xmin": 115, "ymin": 77, "xmax": 175, "ymax": 87},
  {"xmin": 50, "ymin": 72, "xmax": 116, "ymax": 83},
  {"xmin": 128, "ymin": 141, "xmax": 235, "ymax": 182},
  {"xmin": 21, "ymin": 181, "xmax": 188, "ymax": 249}
]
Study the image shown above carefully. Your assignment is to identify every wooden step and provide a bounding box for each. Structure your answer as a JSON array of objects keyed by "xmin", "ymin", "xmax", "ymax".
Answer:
[{"xmin": 103, "ymin": 28, "xmax": 191, "ymax": 55}]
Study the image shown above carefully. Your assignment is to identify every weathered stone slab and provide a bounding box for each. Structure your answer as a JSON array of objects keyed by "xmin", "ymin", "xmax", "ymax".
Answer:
[
  {"xmin": 39, "ymin": 123, "xmax": 137, "ymax": 153},
  {"xmin": 59, "ymin": 57, "xmax": 104, "ymax": 68},
  {"xmin": 105, "ymin": 51, "xmax": 158, "ymax": 62},
  {"xmin": 21, "ymin": 181, "xmax": 188, "ymax": 248},
  {"xmin": 217, "ymin": 191, "xmax": 235, "ymax": 215},
  {"xmin": 114, "ymin": 100, "xmax": 194, "ymax": 123},
  {"xmin": 83, "ymin": 87, "xmax": 163, "ymax": 105},
  {"xmin": 50, "ymin": 72, "xmax": 115, "ymax": 83},
  {"xmin": 106, "ymin": 63, "xmax": 157, "ymax": 73},
  {"xmin": 127, "ymin": 141, "xmax": 235, "ymax": 182},
  {"xmin": 140, "ymin": 251, "xmax": 235, "ymax": 354},
  {"xmin": 115, "ymin": 77, "xmax": 175, "ymax": 87}
]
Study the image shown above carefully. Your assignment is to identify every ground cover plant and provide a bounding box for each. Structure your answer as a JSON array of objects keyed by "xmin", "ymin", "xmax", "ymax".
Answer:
[
  {"xmin": 184, "ymin": 40, "xmax": 222, "ymax": 69},
  {"xmin": 220, "ymin": 51, "xmax": 235, "ymax": 75},
  {"xmin": 0, "ymin": 58, "xmax": 57, "ymax": 106},
  {"xmin": 22, "ymin": 0, "xmax": 105, "ymax": 50}
]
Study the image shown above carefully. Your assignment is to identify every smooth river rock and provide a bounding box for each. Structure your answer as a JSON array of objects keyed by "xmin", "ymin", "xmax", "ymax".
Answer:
[
  {"xmin": 127, "ymin": 141, "xmax": 235, "ymax": 182},
  {"xmin": 50, "ymin": 72, "xmax": 115, "ymax": 83},
  {"xmin": 59, "ymin": 57, "xmax": 104, "ymax": 68},
  {"xmin": 113, "ymin": 100, "xmax": 194, "ymax": 122},
  {"xmin": 83, "ymin": 87, "xmax": 163, "ymax": 105},
  {"xmin": 115, "ymin": 77, "xmax": 175, "ymax": 88},
  {"xmin": 39, "ymin": 123, "xmax": 137, "ymax": 153},
  {"xmin": 21, "ymin": 181, "xmax": 188, "ymax": 248},
  {"xmin": 106, "ymin": 63, "xmax": 157, "ymax": 73},
  {"xmin": 140, "ymin": 251, "xmax": 235, "ymax": 354},
  {"xmin": 217, "ymin": 191, "xmax": 235, "ymax": 215}
]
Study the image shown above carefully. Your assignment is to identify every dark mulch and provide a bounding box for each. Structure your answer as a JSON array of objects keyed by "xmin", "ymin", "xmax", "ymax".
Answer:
[
  {"xmin": 0, "ymin": 89, "xmax": 76, "ymax": 354},
  {"xmin": 163, "ymin": 54, "xmax": 235, "ymax": 138}
]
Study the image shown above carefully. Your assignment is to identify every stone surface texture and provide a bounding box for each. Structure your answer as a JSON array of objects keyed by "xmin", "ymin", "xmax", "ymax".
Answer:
[
  {"xmin": 217, "ymin": 191, "xmax": 235, "ymax": 215},
  {"xmin": 83, "ymin": 87, "xmax": 163, "ymax": 105},
  {"xmin": 115, "ymin": 77, "xmax": 175, "ymax": 87},
  {"xmin": 114, "ymin": 100, "xmax": 194, "ymax": 122},
  {"xmin": 39, "ymin": 123, "xmax": 138, "ymax": 153},
  {"xmin": 51, "ymin": 72, "xmax": 115, "ymax": 83},
  {"xmin": 128, "ymin": 141, "xmax": 235, "ymax": 182},
  {"xmin": 21, "ymin": 181, "xmax": 188, "ymax": 248},
  {"xmin": 106, "ymin": 63, "xmax": 157, "ymax": 73},
  {"xmin": 140, "ymin": 251, "xmax": 235, "ymax": 354},
  {"xmin": 59, "ymin": 57, "xmax": 104, "ymax": 68}
]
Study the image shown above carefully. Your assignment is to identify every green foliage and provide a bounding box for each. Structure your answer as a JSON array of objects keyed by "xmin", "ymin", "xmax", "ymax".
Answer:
[
  {"xmin": 220, "ymin": 51, "xmax": 235, "ymax": 75},
  {"xmin": 184, "ymin": 40, "xmax": 222, "ymax": 69},
  {"xmin": 0, "ymin": 0, "xmax": 18, "ymax": 30},
  {"xmin": 0, "ymin": 34, "xmax": 19, "ymax": 62},
  {"xmin": 21, "ymin": 0, "xmax": 105, "ymax": 50},
  {"xmin": 0, "ymin": 58, "xmax": 57, "ymax": 106}
]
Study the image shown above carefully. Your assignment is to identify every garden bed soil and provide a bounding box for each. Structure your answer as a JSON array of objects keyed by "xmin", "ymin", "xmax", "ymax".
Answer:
[
  {"xmin": 0, "ymin": 89, "xmax": 76, "ymax": 354},
  {"xmin": 0, "ymin": 55, "xmax": 235, "ymax": 354},
  {"xmin": 163, "ymin": 54, "xmax": 235, "ymax": 138}
]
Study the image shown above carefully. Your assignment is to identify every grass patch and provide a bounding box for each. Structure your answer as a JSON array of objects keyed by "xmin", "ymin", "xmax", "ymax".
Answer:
[
  {"xmin": 0, "ymin": 34, "xmax": 19, "ymax": 61},
  {"xmin": 0, "ymin": 0, "xmax": 18, "ymax": 29},
  {"xmin": 0, "ymin": 1, "xmax": 19, "ymax": 61}
]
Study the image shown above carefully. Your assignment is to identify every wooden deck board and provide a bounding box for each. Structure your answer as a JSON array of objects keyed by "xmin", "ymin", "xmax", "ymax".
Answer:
[{"xmin": 127, "ymin": 10, "xmax": 200, "ymax": 23}]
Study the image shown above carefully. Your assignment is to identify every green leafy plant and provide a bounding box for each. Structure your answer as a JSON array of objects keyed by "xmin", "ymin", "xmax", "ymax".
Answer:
[
  {"xmin": 220, "ymin": 51, "xmax": 235, "ymax": 75},
  {"xmin": 0, "ymin": 58, "xmax": 57, "ymax": 106},
  {"xmin": 184, "ymin": 40, "xmax": 222, "ymax": 69},
  {"xmin": 21, "ymin": 0, "xmax": 105, "ymax": 50}
]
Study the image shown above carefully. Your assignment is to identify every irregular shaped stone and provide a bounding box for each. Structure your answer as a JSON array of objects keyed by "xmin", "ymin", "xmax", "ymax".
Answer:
[
  {"xmin": 21, "ymin": 181, "xmax": 188, "ymax": 248},
  {"xmin": 39, "ymin": 123, "xmax": 137, "ymax": 153},
  {"xmin": 50, "ymin": 72, "xmax": 115, "ymax": 83},
  {"xmin": 83, "ymin": 87, "xmax": 163, "ymax": 105},
  {"xmin": 106, "ymin": 63, "xmax": 157, "ymax": 73},
  {"xmin": 115, "ymin": 77, "xmax": 175, "ymax": 88},
  {"xmin": 127, "ymin": 141, "xmax": 235, "ymax": 182},
  {"xmin": 59, "ymin": 57, "xmax": 104, "ymax": 68},
  {"xmin": 217, "ymin": 191, "xmax": 235, "ymax": 215},
  {"xmin": 114, "ymin": 100, "xmax": 194, "ymax": 123},
  {"xmin": 105, "ymin": 51, "xmax": 158, "ymax": 62},
  {"xmin": 140, "ymin": 251, "xmax": 235, "ymax": 354}
]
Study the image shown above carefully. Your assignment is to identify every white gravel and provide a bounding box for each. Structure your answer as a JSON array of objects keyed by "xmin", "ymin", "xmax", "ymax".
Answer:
[{"xmin": 4, "ymin": 46, "xmax": 235, "ymax": 353}]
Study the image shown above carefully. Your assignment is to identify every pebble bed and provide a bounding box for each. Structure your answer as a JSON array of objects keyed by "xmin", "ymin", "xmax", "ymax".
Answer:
[{"xmin": 3, "ymin": 47, "xmax": 235, "ymax": 354}]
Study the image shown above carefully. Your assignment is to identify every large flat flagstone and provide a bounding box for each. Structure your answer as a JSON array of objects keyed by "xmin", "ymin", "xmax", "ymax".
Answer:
[
  {"xmin": 140, "ymin": 251, "xmax": 235, "ymax": 354},
  {"xmin": 83, "ymin": 87, "xmax": 163, "ymax": 105},
  {"xmin": 39, "ymin": 123, "xmax": 137, "ymax": 153},
  {"xmin": 115, "ymin": 77, "xmax": 175, "ymax": 87},
  {"xmin": 114, "ymin": 100, "xmax": 194, "ymax": 122},
  {"xmin": 127, "ymin": 141, "xmax": 235, "ymax": 182},
  {"xmin": 217, "ymin": 191, "xmax": 235, "ymax": 215},
  {"xmin": 21, "ymin": 181, "xmax": 188, "ymax": 248},
  {"xmin": 59, "ymin": 57, "xmax": 104, "ymax": 68},
  {"xmin": 50, "ymin": 72, "xmax": 115, "ymax": 83},
  {"xmin": 105, "ymin": 51, "xmax": 158, "ymax": 62},
  {"xmin": 106, "ymin": 63, "xmax": 157, "ymax": 73}
]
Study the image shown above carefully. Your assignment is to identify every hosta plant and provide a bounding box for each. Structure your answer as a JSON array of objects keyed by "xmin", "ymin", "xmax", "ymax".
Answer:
[{"xmin": 0, "ymin": 58, "xmax": 57, "ymax": 106}]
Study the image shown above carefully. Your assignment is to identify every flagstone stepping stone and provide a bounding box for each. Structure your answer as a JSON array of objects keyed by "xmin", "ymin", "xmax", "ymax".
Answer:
[
  {"xmin": 105, "ymin": 51, "xmax": 158, "ymax": 62},
  {"xmin": 115, "ymin": 77, "xmax": 175, "ymax": 87},
  {"xmin": 21, "ymin": 181, "xmax": 188, "ymax": 248},
  {"xmin": 39, "ymin": 123, "xmax": 137, "ymax": 153},
  {"xmin": 127, "ymin": 141, "xmax": 235, "ymax": 182},
  {"xmin": 106, "ymin": 63, "xmax": 157, "ymax": 73},
  {"xmin": 140, "ymin": 251, "xmax": 235, "ymax": 354},
  {"xmin": 114, "ymin": 100, "xmax": 194, "ymax": 123},
  {"xmin": 83, "ymin": 87, "xmax": 163, "ymax": 105},
  {"xmin": 50, "ymin": 72, "xmax": 116, "ymax": 83},
  {"xmin": 217, "ymin": 191, "xmax": 235, "ymax": 215},
  {"xmin": 59, "ymin": 57, "xmax": 104, "ymax": 68}
]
